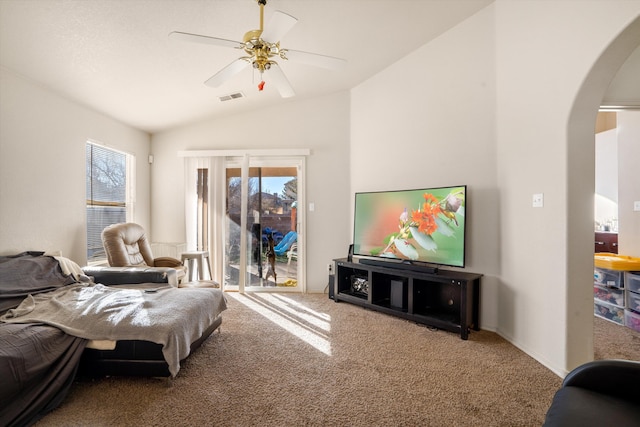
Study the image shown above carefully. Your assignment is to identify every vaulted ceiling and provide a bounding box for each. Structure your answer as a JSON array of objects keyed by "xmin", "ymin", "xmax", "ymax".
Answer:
[
  {"xmin": 2, "ymin": 1, "xmax": 637, "ymax": 135},
  {"xmin": 0, "ymin": 0, "xmax": 493, "ymax": 133}
]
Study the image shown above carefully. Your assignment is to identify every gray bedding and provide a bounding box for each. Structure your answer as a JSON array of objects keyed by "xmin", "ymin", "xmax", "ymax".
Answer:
[
  {"xmin": 0, "ymin": 253, "xmax": 87, "ymax": 427},
  {"xmin": 0, "ymin": 322, "xmax": 87, "ymax": 427},
  {"xmin": 1, "ymin": 282, "xmax": 227, "ymax": 377},
  {"xmin": 0, "ymin": 252, "xmax": 76, "ymax": 312}
]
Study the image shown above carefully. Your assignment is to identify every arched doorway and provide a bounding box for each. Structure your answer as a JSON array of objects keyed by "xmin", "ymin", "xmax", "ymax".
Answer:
[{"xmin": 566, "ymin": 16, "xmax": 640, "ymax": 368}]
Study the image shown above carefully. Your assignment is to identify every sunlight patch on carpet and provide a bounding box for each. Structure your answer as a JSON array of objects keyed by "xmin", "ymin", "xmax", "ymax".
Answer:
[{"xmin": 228, "ymin": 293, "xmax": 332, "ymax": 356}]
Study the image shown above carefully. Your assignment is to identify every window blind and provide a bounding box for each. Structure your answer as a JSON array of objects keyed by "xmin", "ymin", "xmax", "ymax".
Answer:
[{"xmin": 86, "ymin": 143, "xmax": 128, "ymax": 261}]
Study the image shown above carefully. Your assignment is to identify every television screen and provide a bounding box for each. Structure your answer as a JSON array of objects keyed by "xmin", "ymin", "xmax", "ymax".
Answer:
[{"xmin": 353, "ymin": 185, "xmax": 466, "ymax": 268}]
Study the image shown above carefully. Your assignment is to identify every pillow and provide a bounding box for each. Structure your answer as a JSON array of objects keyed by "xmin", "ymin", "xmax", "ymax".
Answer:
[{"xmin": 53, "ymin": 256, "xmax": 86, "ymax": 282}]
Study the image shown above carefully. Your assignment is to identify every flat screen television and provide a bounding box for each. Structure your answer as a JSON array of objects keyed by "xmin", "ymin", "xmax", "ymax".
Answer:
[{"xmin": 352, "ymin": 185, "xmax": 466, "ymax": 269}]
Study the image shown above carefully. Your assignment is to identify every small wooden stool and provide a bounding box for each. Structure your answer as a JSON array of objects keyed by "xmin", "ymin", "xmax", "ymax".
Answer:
[
  {"xmin": 178, "ymin": 280, "xmax": 220, "ymax": 289},
  {"xmin": 180, "ymin": 251, "xmax": 212, "ymax": 281}
]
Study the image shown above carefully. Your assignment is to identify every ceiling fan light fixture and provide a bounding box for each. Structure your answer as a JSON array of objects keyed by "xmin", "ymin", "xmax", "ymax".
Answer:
[
  {"xmin": 269, "ymin": 44, "xmax": 280, "ymax": 55},
  {"xmin": 170, "ymin": 0, "xmax": 346, "ymax": 98},
  {"xmin": 243, "ymin": 30, "xmax": 262, "ymax": 44}
]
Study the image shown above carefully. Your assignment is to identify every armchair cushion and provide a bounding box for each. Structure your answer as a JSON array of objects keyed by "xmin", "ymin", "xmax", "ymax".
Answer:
[
  {"xmin": 543, "ymin": 360, "xmax": 640, "ymax": 427},
  {"xmin": 82, "ymin": 266, "xmax": 180, "ymax": 287},
  {"xmin": 102, "ymin": 223, "xmax": 155, "ymax": 267},
  {"xmin": 545, "ymin": 387, "xmax": 639, "ymax": 427},
  {"xmin": 100, "ymin": 223, "xmax": 186, "ymax": 281},
  {"xmin": 153, "ymin": 257, "xmax": 184, "ymax": 268}
]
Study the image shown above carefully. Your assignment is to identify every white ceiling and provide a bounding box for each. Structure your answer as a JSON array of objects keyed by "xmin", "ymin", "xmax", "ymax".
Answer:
[{"xmin": 0, "ymin": 0, "xmax": 494, "ymax": 134}]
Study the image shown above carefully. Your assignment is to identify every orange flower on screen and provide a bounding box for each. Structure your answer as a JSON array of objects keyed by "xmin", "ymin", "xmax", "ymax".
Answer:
[
  {"xmin": 411, "ymin": 196, "xmax": 442, "ymax": 235},
  {"xmin": 423, "ymin": 193, "xmax": 438, "ymax": 204}
]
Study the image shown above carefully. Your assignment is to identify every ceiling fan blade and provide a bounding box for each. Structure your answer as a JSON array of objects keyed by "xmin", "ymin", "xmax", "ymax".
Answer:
[
  {"xmin": 284, "ymin": 49, "xmax": 347, "ymax": 71},
  {"xmin": 268, "ymin": 63, "xmax": 296, "ymax": 98},
  {"xmin": 205, "ymin": 58, "xmax": 250, "ymax": 88},
  {"xmin": 260, "ymin": 10, "xmax": 298, "ymax": 42},
  {"xmin": 169, "ymin": 31, "xmax": 243, "ymax": 49}
]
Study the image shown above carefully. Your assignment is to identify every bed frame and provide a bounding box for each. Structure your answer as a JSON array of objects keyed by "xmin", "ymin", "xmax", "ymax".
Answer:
[
  {"xmin": 77, "ymin": 316, "xmax": 222, "ymax": 378},
  {"xmin": 79, "ymin": 265, "xmax": 223, "ymax": 378}
]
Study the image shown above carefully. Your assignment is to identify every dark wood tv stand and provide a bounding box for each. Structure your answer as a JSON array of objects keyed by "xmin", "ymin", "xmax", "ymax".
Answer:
[{"xmin": 332, "ymin": 258, "xmax": 481, "ymax": 339}]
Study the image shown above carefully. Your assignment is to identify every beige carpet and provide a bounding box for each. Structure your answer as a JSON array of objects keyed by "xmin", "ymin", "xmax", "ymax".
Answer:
[
  {"xmin": 35, "ymin": 293, "xmax": 636, "ymax": 427},
  {"xmin": 594, "ymin": 314, "xmax": 640, "ymax": 360}
]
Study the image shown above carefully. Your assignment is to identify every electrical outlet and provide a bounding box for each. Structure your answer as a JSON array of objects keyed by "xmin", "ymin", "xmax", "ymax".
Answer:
[
  {"xmin": 327, "ymin": 263, "xmax": 334, "ymax": 274},
  {"xmin": 532, "ymin": 193, "xmax": 544, "ymax": 208}
]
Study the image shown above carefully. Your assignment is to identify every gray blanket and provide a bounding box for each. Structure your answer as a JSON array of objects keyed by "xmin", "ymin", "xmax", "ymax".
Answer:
[
  {"xmin": 0, "ymin": 253, "xmax": 77, "ymax": 313},
  {"xmin": 0, "ymin": 323, "xmax": 86, "ymax": 427},
  {"xmin": 1, "ymin": 283, "xmax": 227, "ymax": 377}
]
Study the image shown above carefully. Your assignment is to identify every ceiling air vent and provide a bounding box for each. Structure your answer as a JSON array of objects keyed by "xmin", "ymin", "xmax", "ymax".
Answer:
[{"xmin": 219, "ymin": 92, "xmax": 245, "ymax": 102}]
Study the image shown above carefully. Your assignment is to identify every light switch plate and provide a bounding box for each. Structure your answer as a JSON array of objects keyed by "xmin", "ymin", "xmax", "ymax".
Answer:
[
  {"xmin": 532, "ymin": 193, "xmax": 544, "ymax": 208},
  {"xmin": 634, "ymin": 201, "xmax": 640, "ymax": 211}
]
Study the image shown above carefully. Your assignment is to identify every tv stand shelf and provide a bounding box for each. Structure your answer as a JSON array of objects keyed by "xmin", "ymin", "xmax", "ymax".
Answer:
[{"xmin": 333, "ymin": 258, "xmax": 482, "ymax": 340}]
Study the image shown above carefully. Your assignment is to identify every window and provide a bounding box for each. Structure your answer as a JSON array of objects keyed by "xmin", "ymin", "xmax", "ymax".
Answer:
[{"xmin": 86, "ymin": 142, "xmax": 134, "ymax": 262}]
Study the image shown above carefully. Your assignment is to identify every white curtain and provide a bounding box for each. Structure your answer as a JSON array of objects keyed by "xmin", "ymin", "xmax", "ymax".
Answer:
[
  {"xmin": 184, "ymin": 157, "xmax": 210, "ymax": 252},
  {"xmin": 184, "ymin": 156, "xmax": 225, "ymax": 285},
  {"xmin": 209, "ymin": 156, "xmax": 225, "ymax": 286}
]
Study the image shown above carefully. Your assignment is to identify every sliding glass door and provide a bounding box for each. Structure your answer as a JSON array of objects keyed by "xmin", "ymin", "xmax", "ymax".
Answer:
[{"xmin": 224, "ymin": 156, "xmax": 304, "ymax": 292}]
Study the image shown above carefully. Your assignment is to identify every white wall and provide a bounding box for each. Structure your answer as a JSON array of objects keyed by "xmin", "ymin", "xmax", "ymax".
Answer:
[
  {"xmin": 602, "ymin": 45, "xmax": 640, "ymax": 107},
  {"xmin": 351, "ymin": 5, "xmax": 499, "ymax": 328},
  {"xmin": 594, "ymin": 113, "xmax": 640, "ymax": 239},
  {"xmin": 618, "ymin": 111, "xmax": 640, "ymax": 255},
  {"xmin": 352, "ymin": 1, "xmax": 640, "ymax": 375},
  {"xmin": 0, "ymin": 68, "xmax": 151, "ymax": 263},
  {"xmin": 595, "ymin": 128, "xmax": 618, "ymax": 228},
  {"xmin": 595, "ymin": 129, "xmax": 618, "ymax": 205},
  {"xmin": 150, "ymin": 91, "xmax": 352, "ymax": 293}
]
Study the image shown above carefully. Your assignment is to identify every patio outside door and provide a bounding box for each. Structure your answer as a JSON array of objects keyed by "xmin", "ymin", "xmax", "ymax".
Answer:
[{"xmin": 224, "ymin": 156, "xmax": 303, "ymax": 292}]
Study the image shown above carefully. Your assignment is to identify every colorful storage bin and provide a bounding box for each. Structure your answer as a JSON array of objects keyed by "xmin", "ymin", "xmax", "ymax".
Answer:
[
  {"xmin": 593, "ymin": 267, "xmax": 624, "ymax": 288},
  {"xmin": 624, "ymin": 309, "xmax": 640, "ymax": 332},
  {"xmin": 594, "ymin": 268, "xmax": 624, "ymax": 288},
  {"xmin": 594, "ymin": 284, "xmax": 624, "ymax": 307},
  {"xmin": 594, "ymin": 299, "xmax": 625, "ymax": 325},
  {"xmin": 625, "ymin": 271, "xmax": 640, "ymax": 294},
  {"xmin": 594, "ymin": 254, "xmax": 640, "ymax": 289},
  {"xmin": 626, "ymin": 289, "xmax": 640, "ymax": 313}
]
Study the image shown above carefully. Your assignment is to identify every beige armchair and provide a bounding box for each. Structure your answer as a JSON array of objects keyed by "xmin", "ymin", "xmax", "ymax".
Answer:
[{"xmin": 101, "ymin": 223, "xmax": 187, "ymax": 282}]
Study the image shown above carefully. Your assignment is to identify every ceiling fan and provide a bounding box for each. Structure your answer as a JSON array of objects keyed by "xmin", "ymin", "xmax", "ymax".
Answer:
[{"xmin": 169, "ymin": 0, "xmax": 346, "ymax": 98}]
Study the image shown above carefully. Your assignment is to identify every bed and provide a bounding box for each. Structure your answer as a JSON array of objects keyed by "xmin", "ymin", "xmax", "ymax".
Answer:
[{"xmin": 0, "ymin": 252, "xmax": 227, "ymax": 426}]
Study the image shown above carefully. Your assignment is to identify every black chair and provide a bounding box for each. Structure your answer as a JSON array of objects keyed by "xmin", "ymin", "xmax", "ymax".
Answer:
[{"xmin": 543, "ymin": 359, "xmax": 640, "ymax": 426}]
